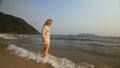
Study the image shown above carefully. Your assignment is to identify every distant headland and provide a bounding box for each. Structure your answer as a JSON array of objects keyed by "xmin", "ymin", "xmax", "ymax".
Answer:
[{"xmin": 0, "ymin": 12, "xmax": 40, "ymax": 34}]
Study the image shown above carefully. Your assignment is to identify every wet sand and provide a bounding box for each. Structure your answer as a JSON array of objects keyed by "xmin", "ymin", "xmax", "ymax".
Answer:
[
  {"xmin": 1, "ymin": 36, "xmax": 120, "ymax": 68},
  {"xmin": 0, "ymin": 38, "xmax": 53, "ymax": 68},
  {"xmin": 50, "ymin": 48, "xmax": 120, "ymax": 68}
]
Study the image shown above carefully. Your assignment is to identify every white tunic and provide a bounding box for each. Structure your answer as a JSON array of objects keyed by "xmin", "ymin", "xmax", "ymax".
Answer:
[{"xmin": 42, "ymin": 25, "xmax": 50, "ymax": 43}]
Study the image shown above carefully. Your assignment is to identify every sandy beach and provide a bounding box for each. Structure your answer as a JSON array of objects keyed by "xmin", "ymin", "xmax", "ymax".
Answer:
[
  {"xmin": 0, "ymin": 38, "xmax": 53, "ymax": 68},
  {"xmin": 0, "ymin": 34, "xmax": 120, "ymax": 68}
]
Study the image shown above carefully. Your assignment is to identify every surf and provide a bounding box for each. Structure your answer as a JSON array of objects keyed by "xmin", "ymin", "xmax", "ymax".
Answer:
[{"xmin": 7, "ymin": 44, "xmax": 95, "ymax": 68}]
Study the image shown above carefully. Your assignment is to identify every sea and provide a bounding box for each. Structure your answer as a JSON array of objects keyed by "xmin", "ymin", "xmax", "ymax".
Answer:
[{"xmin": 0, "ymin": 34, "xmax": 120, "ymax": 68}]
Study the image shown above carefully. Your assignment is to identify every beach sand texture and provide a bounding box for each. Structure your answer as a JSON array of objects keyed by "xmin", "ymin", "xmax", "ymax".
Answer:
[
  {"xmin": 0, "ymin": 38, "xmax": 53, "ymax": 68},
  {"xmin": 1, "ymin": 34, "xmax": 120, "ymax": 68}
]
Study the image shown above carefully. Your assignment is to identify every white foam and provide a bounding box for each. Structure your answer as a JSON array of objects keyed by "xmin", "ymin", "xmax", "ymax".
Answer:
[
  {"xmin": 0, "ymin": 34, "xmax": 17, "ymax": 39},
  {"xmin": 7, "ymin": 44, "xmax": 95, "ymax": 68},
  {"xmin": 18, "ymin": 35, "xmax": 28, "ymax": 37}
]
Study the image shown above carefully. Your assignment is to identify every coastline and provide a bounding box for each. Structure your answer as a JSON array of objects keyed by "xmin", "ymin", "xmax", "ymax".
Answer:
[
  {"xmin": 0, "ymin": 34, "xmax": 120, "ymax": 68},
  {"xmin": 0, "ymin": 38, "xmax": 53, "ymax": 68}
]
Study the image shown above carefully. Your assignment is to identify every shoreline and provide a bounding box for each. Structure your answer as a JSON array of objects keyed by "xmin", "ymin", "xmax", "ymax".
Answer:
[
  {"xmin": 0, "ymin": 38, "xmax": 53, "ymax": 68},
  {"xmin": 0, "ymin": 34, "xmax": 120, "ymax": 68}
]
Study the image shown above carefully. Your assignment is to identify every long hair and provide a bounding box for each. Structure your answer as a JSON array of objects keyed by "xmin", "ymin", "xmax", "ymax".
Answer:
[{"xmin": 44, "ymin": 18, "xmax": 52, "ymax": 26}]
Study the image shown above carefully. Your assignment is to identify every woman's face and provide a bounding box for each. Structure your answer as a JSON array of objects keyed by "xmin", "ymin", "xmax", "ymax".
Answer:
[{"xmin": 48, "ymin": 22, "xmax": 52, "ymax": 26}]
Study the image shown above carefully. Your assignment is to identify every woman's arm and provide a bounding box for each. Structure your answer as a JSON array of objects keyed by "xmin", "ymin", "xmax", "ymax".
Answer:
[{"xmin": 42, "ymin": 26, "xmax": 47, "ymax": 42}]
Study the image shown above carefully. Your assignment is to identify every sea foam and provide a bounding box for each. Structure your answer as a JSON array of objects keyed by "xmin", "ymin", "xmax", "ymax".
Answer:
[
  {"xmin": 7, "ymin": 44, "xmax": 95, "ymax": 68},
  {"xmin": 0, "ymin": 34, "xmax": 17, "ymax": 39}
]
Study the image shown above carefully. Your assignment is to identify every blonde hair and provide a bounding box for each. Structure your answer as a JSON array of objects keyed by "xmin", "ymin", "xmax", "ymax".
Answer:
[{"xmin": 44, "ymin": 18, "xmax": 52, "ymax": 26}]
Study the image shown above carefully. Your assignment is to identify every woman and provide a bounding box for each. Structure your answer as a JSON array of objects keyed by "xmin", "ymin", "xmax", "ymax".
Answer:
[{"xmin": 42, "ymin": 18, "xmax": 52, "ymax": 56}]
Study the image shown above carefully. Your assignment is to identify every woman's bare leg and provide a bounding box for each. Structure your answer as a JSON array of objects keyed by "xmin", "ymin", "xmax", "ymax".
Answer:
[{"xmin": 44, "ymin": 43, "xmax": 50, "ymax": 56}]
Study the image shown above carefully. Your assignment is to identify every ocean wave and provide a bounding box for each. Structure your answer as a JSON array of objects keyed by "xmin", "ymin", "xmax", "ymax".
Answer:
[
  {"xmin": 86, "ymin": 43, "xmax": 108, "ymax": 47},
  {"xmin": 0, "ymin": 34, "xmax": 18, "ymax": 39},
  {"xmin": 7, "ymin": 44, "xmax": 95, "ymax": 68}
]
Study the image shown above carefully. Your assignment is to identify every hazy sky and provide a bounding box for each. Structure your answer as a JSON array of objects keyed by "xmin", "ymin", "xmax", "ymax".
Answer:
[{"xmin": 0, "ymin": 0, "xmax": 120, "ymax": 36}]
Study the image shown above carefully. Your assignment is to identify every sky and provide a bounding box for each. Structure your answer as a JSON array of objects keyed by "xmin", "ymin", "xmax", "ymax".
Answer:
[{"xmin": 0, "ymin": 0, "xmax": 120, "ymax": 36}]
